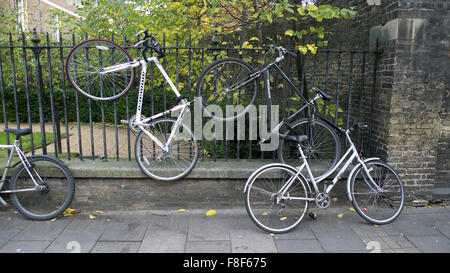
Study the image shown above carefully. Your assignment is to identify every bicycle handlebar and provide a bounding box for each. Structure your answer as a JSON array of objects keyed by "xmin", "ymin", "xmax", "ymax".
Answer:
[
  {"xmin": 267, "ymin": 45, "xmax": 297, "ymax": 60},
  {"xmin": 135, "ymin": 30, "xmax": 165, "ymax": 61}
]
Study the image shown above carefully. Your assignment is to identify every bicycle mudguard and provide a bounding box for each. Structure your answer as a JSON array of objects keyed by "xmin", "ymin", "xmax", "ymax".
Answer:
[
  {"xmin": 346, "ymin": 157, "xmax": 380, "ymax": 202},
  {"xmin": 243, "ymin": 163, "xmax": 312, "ymax": 194}
]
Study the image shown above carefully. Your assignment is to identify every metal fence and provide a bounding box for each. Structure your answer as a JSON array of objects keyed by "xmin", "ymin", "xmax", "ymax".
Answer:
[{"xmin": 0, "ymin": 29, "xmax": 380, "ymax": 161}]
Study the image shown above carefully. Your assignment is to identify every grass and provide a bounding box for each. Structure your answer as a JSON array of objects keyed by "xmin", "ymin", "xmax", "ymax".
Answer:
[{"xmin": 0, "ymin": 131, "xmax": 67, "ymax": 158}]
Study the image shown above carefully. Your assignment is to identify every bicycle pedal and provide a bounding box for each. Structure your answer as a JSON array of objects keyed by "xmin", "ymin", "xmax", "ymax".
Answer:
[
  {"xmin": 120, "ymin": 120, "xmax": 129, "ymax": 125},
  {"xmin": 0, "ymin": 203, "xmax": 10, "ymax": 211},
  {"xmin": 309, "ymin": 212, "xmax": 318, "ymax": 220}
]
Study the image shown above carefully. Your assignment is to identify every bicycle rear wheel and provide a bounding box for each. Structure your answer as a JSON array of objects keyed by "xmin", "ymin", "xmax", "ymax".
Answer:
[
  {"xmin": 196, "ymin": 58, "xmax": 258, "ymax": 122},
  {"xmin": 349, "ymin": 160, "xmax": 404, "ymax": 225},
  {"xmin": 9, "ymin": 156, "xmax": 75, "ymax": 221},
  {"xmin": 66, "ymin": 39, "xmax": 135, "ymax": 101},
  {"xmin": 244, "ymin": 164, "xmax": 310, "ymax": 234},
  {"xmin": 135, "ymin": 118, "xmax": 199, "ymax": 181}
]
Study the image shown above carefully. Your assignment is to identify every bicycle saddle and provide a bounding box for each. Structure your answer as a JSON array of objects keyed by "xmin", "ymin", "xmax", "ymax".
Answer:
[
  {"xmin": 312, "ymin": 87, "xmax": 333, "ymax": 101},
  {"xmin": 284, "ymin": 135, "xmax": 308, "ymax": 143},
  {"xmin": 4, "ymin": 128, "xmax": 32, "ymax": 136}
]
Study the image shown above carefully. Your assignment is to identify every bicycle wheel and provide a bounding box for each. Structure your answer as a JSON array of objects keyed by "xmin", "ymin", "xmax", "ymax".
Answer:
[
  {"xmin": 9, "ymin": 156, "xmax": 75, "ymax": 221},
  {"xmin": 135, "ymin": 118, "xmax": 199, "ymax": 181},
  {"xmin": 349, "ymin": 160, "xmax": 404, "ymax": 225},
  {"xmin": 244, "ymin": 164, "xmax": 310, "ymax": 234},
  {"xmin": 278, "ymin": 118, "xmax": 341, "ymax": 181},
  {"xmin": 66, "ymin": 39, "xmax": 135, "ymax": 101},
  {"xmin": 196, "ymin": 57, "xmax": 258, "ymax": 122}
]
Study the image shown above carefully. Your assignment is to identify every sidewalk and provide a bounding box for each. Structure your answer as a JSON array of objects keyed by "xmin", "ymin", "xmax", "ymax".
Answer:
[{"xmin": 0, "ymin": 205, "xmax": 448, "ymax": 253}]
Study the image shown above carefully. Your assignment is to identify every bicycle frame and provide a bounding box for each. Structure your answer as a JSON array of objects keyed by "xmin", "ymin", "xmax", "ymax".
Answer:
[
  {"xmin": 104, "ymin": 56, "xmax": 191, "ymax": 152},
  {"xmin": 276, "ymin": 129, "xmax": 382, "ymax": 202},
  {"xmin": 0, "ymin": 140, "xmax": 40, "ymax": 206}
]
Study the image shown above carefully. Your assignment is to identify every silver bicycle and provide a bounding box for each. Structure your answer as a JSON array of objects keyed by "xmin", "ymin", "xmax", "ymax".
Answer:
[
  {"xmin": 243, "ymin": 123, "xmax": 404, "ymax": 233},
  {"xmin": 65, "ymin": 30, "xmax": 198, "ymax": 181},
  {"xmin": 0, "ymin": 128, "xmax": 75, "ymax": 220}
]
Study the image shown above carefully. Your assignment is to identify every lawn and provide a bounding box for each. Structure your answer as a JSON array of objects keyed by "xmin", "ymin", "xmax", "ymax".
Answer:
[{"xmin": 0, "ymin": 131, "xmax": 66, "ymax": 157}]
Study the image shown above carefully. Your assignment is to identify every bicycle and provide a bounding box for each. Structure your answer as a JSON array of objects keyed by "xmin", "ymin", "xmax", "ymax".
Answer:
[
  {"xmin": 196, "ymin": 46, "xmax": 342, "ymax": 180},
  {"xmin": 243, "ymin": 122, "xmax": 404, "ymax": 234},
  {"xmin": 0, "ymin": 128, "xmax": 75, "ymax": 221},
  {"xmin": 65, "ymin": 30, "xmax": 199, "ymax": 181}
]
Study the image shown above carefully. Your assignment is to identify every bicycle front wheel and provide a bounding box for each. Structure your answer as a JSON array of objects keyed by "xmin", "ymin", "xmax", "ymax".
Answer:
[
  {"xmin": 66, "ymin": 39, "xmax": 135, "ymax": 101},
  {"xmin": 135, "ymin": 118, "xmax": 199, "ymax": 181},
  {"xmin": 278, "ymin": 118, "xmax": 341, "ymax": 181},
  {"xmin": 349, "ymin": 160, "xmax": 404, "ymax": 225},
  {"xmin": 244, "ymin": 164, "xmax": 310, "ymax": 234},
  {"xmin": 9, "ymin": 156, "xmax": 75, "ymax": 221},
  {"xmin": 196, "ymin": 58, "xmax": 258, "ymax": 122}
]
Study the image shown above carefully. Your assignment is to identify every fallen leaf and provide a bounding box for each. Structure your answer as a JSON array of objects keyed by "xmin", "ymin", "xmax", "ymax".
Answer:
[
  {"xmin": 89, "ymin": 215, "xmax": 96, "ymax": 219},
  {"xmin": 269, "ymin": 233, "xmax": 275, "ymax": 237},
  {"xmin": 62, "ymin": 208, "xmax": 81, "ymax": 217},
  {"xmin": 439, "ymin": 203, "xmax": 447, "ymax": 207},
  {"xmin": 428, "ymin": 205, "xmax": 433, "ymax": 208},
  {"xmin": 206, "ymin": 210, "xmax": 216, "ymax": 216},
  {"xmin": 348, "ymin": 207, "xmax": 355, "ymax": 212},
  {"xmin": 177, "ymin": 209, "xmax": 186, "ymax": 212},
  {"xmin": 262, "ymin": 211, "xmax": 270, "ymax": 216},
  {"xmin": 373, "ymin": 224, "xmax": 378, "ymax": 227},
  {"xmin": 337, "ymin": 213, "xmax": 344, "ymax": 218},
  {"xmin": 280, "ymin": 217, "xmax": 288, "ymax": 221},
  {"xmin": 50, "ymin": 218, "xmax": 57, "ymax": 222},
  {"xmin": 95, "ymin": 210, "xmax": 104, "ymax": 214}
]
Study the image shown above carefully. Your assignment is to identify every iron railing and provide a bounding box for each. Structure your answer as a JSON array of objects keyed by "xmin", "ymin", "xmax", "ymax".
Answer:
[{"xmin": 0, "ymin": 29, "xmax": 380, "ymax": 161}]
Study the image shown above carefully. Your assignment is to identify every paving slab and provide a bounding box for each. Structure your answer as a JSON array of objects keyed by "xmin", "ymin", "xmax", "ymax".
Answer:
[
  {"xmin": 275, "ymin": 239, "xmax": 324, "ymax": 253},
  {"xmin": 188, "ymin": 215, "xmax": 230, "ymax": 241},
  {"xmin": 185, "ymin": 241, "xmax": 231, "ymax": 253},
  {"xmin": 230, "ymin": 229, "xmax": 277, "ymax": 253},
  {"xmin": 91, "ymin": 242, "xmax": 141, "ymax": 253}
]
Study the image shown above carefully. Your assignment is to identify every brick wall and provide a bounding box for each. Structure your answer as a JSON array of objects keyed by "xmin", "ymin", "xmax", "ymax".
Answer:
[{"xmin": 317, "ymin": 0, "xmax": 449, "ymax": 201}]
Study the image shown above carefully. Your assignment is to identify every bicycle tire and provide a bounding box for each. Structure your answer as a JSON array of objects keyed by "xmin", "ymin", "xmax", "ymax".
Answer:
[
  {"xmin": 135, "ymin": 118, "xmax": 199, "ymax": 181},
  {"xmin": 196, "ymin": 57, "xmax": 258, "ymax": 122},
  {"xmin": 66, "ymin": 39, "xmax": 135, "ymax": 101},
  {"xmin": 278, "ymin": 118, "xmax": 341, "ymax": 181},
  {"xmin": 349, "ymin": 160, "xmax": 404, "ymax": 225},
  {"xmin": 244, "ymin": 163, "xmax": 310, "ymax": 234},
  {"xmin": 9, "ymin": 156, "xmax": 75, "ymax": 221}
]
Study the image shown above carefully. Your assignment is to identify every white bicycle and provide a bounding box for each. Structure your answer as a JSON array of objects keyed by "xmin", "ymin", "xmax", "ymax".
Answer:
[
  {"xmin": 65, "ymin": 30, "xmax": 198, "ymax": 181},
  {"xmin": 244, "ymin": 123, "xmax": 405, "ymax": 233}
]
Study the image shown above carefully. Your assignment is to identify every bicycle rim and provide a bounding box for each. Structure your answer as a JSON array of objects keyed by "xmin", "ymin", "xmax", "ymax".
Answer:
[
  {"xmin": 135, "ymin": 118, "xmax": 199, "ymax": 181},
  {"xmin": 245, "ymin": 165, "xmax": 309, "ymax": 233},
  {"xmin": 197, "ymin": 58, "xmax": 257, "ymax": 122},
  {"xmin": 10, "ymin": 157, "xmax": 74, "ymax": 221},
  {"xmin": 350, "ymin": 161, "xmax": 404, "ymax": 224},
  {"xmin": 278, "ymin": 118, "xmax": 341, "ymax": 181},
  {"xmin": 66, "ymin": 39, "xmax": 135, "ymax": 101}
]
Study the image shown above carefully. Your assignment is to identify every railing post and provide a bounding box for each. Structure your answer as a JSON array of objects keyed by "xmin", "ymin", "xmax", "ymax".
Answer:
[
  {"xmin": 30, "ymin": 28, "xmax": 47, "ymax": 154},
  {"xmin": 211, "ymin": 30, "xmax": 219, "ymax": 162}
]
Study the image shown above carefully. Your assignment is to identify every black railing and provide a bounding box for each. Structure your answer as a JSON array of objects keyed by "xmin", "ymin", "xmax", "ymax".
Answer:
[{"xmin": 0, "ymin": 29, "xmax": 380, "ymax": 161}]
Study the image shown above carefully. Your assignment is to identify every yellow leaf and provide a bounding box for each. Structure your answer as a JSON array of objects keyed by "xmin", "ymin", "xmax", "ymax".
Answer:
[
  {"xmin": 262, "ymin": 211, "xmax": 270, "ymax": 216},
  {"xmin": 428, "ymin": 205, "xmax": 433, "ymax": 208},
  {"xmin": 297, "ymin": 45, "xmax": 307, "ymax": 55},
  {"xmin": 348, "ymin": 207, "xmax": 355, "ymax": 212},
  {"xmin": 95, "ymin": 210, "xmax": 104, "ymax": 214},
  {"xmin": 177, "ymin": 209, "xmax": 186, "ymax": 212},
  {"xmin": 269, "ymin": 233, "xmax": 275, "ymax": 237},
  {"xmin": 206, "ymin": 210, "xmax": 216, "ymax": 216},
  {"xmin": 306, "ymin": 4, "xmax": 318, "ymax": 11},
  {"xmin": 316, "ymin": 14, "xmax": 323, "ymax": 22},
  {"xmin": 373, "ymin": 224, "xmax": 379, "ymax": 227},
  {"xmin": 280, "ymin": 217, "xmax": 288, "ymax": 221},
  {"xmin": 307, "ymin": 44, "xmax": 318, "ymax": 54},
  {"xmin": 284, "ymin": 30, "xmax": 294, "ymax": 36},
  {"xmin": 50, "ymin": 218, "xmax": 57, "ymax": 222},
  {"xmin": 297, "ymin": 6, "xmax": 306, "ymax": 16},
  {"xmin": 439, "ymin": 203, "xmax": 447, "ymax": 207},
  {"xmin": 89, "ymin": 215, "xmax": 96, "ymax": 220},
  {"xmin": 337, "ymin": 213, "xmax": 344, "ymax": 218},
  {"xmin": 249, "ymin": 37, "xmax": 259, "ymax": 41}
]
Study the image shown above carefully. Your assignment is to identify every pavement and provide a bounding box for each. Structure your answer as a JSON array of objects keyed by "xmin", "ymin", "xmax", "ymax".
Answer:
[{"xmin": 0, "ymin": 205, "xmax": 449, "ymax": 254}]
